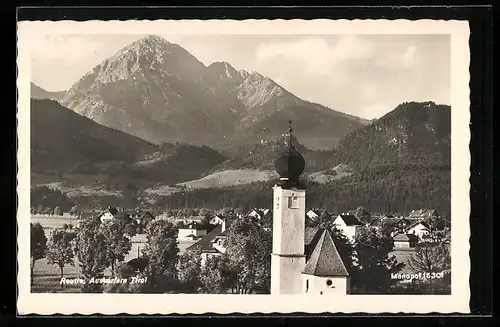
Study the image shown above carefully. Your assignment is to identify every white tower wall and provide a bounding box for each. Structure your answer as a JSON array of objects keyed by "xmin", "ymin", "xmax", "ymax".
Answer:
[{"xmin": 270, "ymin": 185, "xmax": 306, "ymax": 295}]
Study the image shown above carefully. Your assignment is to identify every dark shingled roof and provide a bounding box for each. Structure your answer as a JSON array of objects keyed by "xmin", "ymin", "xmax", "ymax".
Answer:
[
  {"xmin": 337, "ymin": 215, "xmax": 362, "ymax": 226},
  {"xmin": 304, "ymin": 226, "xmax": 320, "ymax": 246},
  {"xmin": 302, "ymin": 230, "xmax": 349, "ymax": 277},
  {"xmin": 185, "ymin": 224, "xmax": 222, "ymax": 252}
]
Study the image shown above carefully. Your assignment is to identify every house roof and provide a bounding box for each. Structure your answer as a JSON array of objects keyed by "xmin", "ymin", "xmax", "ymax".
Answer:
[
  {"xmin": 393, "ymin": 233, "xmax": 410, "ymax": 241},
  {"xmin": 185, "ymin": 224, "xmax": 223, "ymax": 252},
  {"xmin": 178, "ymin": 222, "xmax": 206, "ymax": 230},
  {"xmin": 302, "ymin": 230, "xmax": 349, "ymax": 277},
  {"xmin": 409, "ymin": 209, "xmax": 438, "ymax": 218},
  {"xmin": 80, "ymin": 212, "xmax": 96, "ymax": 219},
  {"xmin": 247, "ymin": 208, "xmax": 270, "ymax": 219},
  {"xmin": 185, "ymin": 215, "xmax": 205, "ymax": 221},
  {"xmin": 336, "ymin": 215, "xmax": 362, "ymax": 226},
  {"xmin": 114, "ymin": 211, "xmax": 131, "ymax": 220},
  {"xmin": 307, "ymin": 209, "xmax": 322, "ymax": 215},
  {"xmin": 405, "ymin": 220, "xmax": 431, "ymax": 230}
]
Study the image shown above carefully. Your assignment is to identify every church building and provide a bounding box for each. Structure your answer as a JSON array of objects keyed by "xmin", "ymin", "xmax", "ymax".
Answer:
[{"xmin": 271, "ymin": 121, "xmax": 350, "ymax": 295}]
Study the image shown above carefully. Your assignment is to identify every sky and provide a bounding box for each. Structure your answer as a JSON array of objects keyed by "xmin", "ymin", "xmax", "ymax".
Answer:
[{"xmin": 30, "ymin": 34, "xmax": 450, "ymax": 120}]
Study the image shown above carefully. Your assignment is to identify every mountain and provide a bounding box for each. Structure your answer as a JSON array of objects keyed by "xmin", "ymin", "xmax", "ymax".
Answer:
[
  {"xmin": 129, "ymin": 142, "xmax": 227, "ymax": 184},
  {"xmin": 31, "ymin": 99, "xmax": 227, "ymax": 187},
  {"xmin": 60, "ymin": 35, "xmax": 364, "ymax": 152},
  {"xmin": 334, "ymin": 101, "xmax": 451, "ymax": 170},
  {"xmin": 31, "ymin": 83, "xmax": 66, "ymax": 101},
  {"xmin": 214, "ymin": 133, "xmax": 335, "ymax": 173},
  {"xmin": 167, "ymin": 101, "xmax": 451, "ymax": 191},
  {"xmin": 31, "ymin": 99, "xmax": 157, "ymax": 172}
]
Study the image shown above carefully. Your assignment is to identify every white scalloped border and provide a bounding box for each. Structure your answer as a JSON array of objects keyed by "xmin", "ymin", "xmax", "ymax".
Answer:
[{"xmin": 16, "ymin": 18, "xmax": 471, "ymax": 315}]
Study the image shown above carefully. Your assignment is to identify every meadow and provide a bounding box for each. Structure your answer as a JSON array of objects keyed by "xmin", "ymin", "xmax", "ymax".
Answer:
[{"xmin": 30, "ymin": 215, "xmax": 196, "ymax": 293}]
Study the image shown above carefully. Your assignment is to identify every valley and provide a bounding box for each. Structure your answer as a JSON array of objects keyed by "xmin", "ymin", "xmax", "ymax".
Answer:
[{"xmin": 29, "ymin": 35, "xmax": 451, "ymax": 223}]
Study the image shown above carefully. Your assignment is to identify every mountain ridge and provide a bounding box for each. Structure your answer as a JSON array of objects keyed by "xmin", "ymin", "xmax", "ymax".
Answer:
[
  {"xmin": 30, "ymin": 99, "xmax": 227, "ymax": 185},
  {"xmin": 59, "ymin": 35, "xmax": 365, "ymax": 152},
  {"xmin": 31, "ymin": 83, "xmax": 67, "ymax": 101}
]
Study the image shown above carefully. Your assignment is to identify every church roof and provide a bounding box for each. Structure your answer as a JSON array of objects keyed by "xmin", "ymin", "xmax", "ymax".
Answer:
[
  {"xmin": 273, "ymin": 120, "xmax": 306, "ymax": 189},
  {"xmin": 304, "ymin": 226, "xmax": 321, "ymax": 246},
  {"xmin": 302, "ymin": 230, "xmax": 349, "ymax": 277}
]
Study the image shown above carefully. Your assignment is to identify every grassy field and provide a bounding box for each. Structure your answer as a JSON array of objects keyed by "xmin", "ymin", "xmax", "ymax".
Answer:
[
  {"xmin": 30, "ymin": 216, "xmax": 197, "ymax": 293},
  {"xmin": 306, "ymin": 164, "xmax": 353, "ymax": 184},
  {"xmin": 390, "ymin": 243, "xmax": 451, "ymax": 275},
  {"xmin": 178, "ymin": 169, "xmax": 278, "ymax": 189},
  {"xmin": 31, "ymin": 215, "xmax": 79, "ymax": 230}
]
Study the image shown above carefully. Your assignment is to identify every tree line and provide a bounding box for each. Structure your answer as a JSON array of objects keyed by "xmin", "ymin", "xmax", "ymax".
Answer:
[
  {"xmin": 157, "ymin": 164, "xmax": 451, "ymax": 220},
  {"xmin": 31, "ymin": 209, "xmax": 450, "ymax": 294}
]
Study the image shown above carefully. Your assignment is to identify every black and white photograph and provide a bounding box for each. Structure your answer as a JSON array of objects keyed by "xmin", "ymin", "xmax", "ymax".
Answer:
[{"xmin": 17, "ymin": 19, "xmax": 471, "ymax": 314}]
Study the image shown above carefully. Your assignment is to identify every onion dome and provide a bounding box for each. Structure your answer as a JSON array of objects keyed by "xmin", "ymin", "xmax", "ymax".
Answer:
[{"xmin": 274, "ymin": 120, "xmax": 306, "ymax": 188}]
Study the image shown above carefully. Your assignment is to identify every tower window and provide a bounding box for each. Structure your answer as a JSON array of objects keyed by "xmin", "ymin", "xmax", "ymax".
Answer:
[
  {"xmin": 326, "ymin": 279, "xmax": 333, "ymax": 287},
  {"xmin": 288, "ymin": 196, "xmax": 299, "ymax": 209},
  {"xmin": 306, "ymin": 279, "xmax": 309, "ymax": 293}
]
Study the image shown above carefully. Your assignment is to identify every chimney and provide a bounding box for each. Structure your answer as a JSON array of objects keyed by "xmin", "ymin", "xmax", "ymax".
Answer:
[{"xmin": 221, "ymin": 219, "xmax": 226, "ymax": 233}]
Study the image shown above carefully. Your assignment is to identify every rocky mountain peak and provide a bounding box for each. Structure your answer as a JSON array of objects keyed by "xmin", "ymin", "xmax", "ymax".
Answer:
[
  {"xmin": 207, "ymin": 61, "xmax": 239, "ymax": 80},
  {"xmin": 59, "ymin": 36, "xmax": 365, "ymax": 151}
]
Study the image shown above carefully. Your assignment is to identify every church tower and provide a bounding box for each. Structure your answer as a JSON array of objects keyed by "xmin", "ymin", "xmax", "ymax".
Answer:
[{"xmin": 270, "ymin": 121, "xmax": 307, "ymax": 295}]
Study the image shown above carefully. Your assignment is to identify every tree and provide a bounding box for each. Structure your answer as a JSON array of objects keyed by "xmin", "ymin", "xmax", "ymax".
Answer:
[
  {"xmin": 141, "ymin": 219, "xmax": 179, "ymax": 293},
  {"xmin": 329, "ymin": 227, "xmax": 358, "ymax": 275},
  {"xmin": 407, "ymin": 238, "xmax": 451, "ymax": 274},
  {"xmin": 315, "ymin": 211, "xmax": 334, "ymax": 229},
  {"xmin": 350, "ymin": 206, "xmax": 371, "ymax": 224},
  {"xmin": 75, "ymin": 216, "xmax": 109, "ymax": 293},
  {"xmin": 46, "ymin": 228, "xmax": 76, "ymax": 287},
  {"xmin": 100, "ymin": 221, "xmax": 133, "ymax": 274},
  {"xmin": 36, "ymin": 204, "xmax": 44, "ymax": 215},
  {"xmin": 224, "ymin": 217, "xmax": 272, "ymax": 293},
  {"xmin": 30, "ymin": 223, "xmax": 47, "ymax": 285},
  {"xmin": 70, "ymin": 205, "xmax": 79, "ymax": 216},
  {"xmin": 379, "ymin": 219, "xmax": 395, "ymax": 237},
  {"xmin": 103, "ymin": 262, "xmax": 146, "ymax": 294},
  {"xmin": 176, "ymin": 251, "xmax": 202, "ymax": 293},
  {"xmin": 352, "ymin": 226, "xmax": 405, "ymax": 294},
  {"xmin": 54, "ymin": 206, "xmax": 63, "ymax": 216},
  {"xmin": 199, "ymin": 255, "xmax": 236, "ymax": 294}
]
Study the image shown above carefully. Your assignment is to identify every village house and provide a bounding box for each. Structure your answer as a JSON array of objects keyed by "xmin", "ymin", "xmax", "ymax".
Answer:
[
  {"xmin": 393, "ymin": 233, "xmax": 419, "ymax": 249},
  {"xmin": 185, "ymin": 221, "xmax": 227, "ymax": 265},
  {"xmin": 98, "ymin": 207, "xmax": 118, "ymax": 223},
  {"xmin": 408, "ymin": 209, "xmax": 440, "ymax": 220},
  {"xmin": 404, "ymin": 220, "xmax": 432, "ymax": 239},
  {"xmin": 127, "ymin": 210, "xmax": 155, "ymax": 224},
  {"xmin": 306, "ymin": 209, "xmax": 323, "ymax": 221},
  {"xmin": 175, "ymin": 215, "xmax": 205, "ymax": 225},
  {"xmin": 332, "ymin": 214, "xmax": 363, "ymax": 241},
  {"xmin": 177, "ymin": 222, "xmax": 208, "ymax": 241},
  {"xmin": 247, "ymin": 208, "xmax": 271, "ymax": 220},
  {"xmin": 209, "ymin": 214, "xmax": 225, "ymax": 226}
]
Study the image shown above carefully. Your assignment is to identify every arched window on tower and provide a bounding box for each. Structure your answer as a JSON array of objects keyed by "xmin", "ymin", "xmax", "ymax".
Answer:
[{"xmin": 306, "ymin": 279, "xmax": 309, "ymax": 293}]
